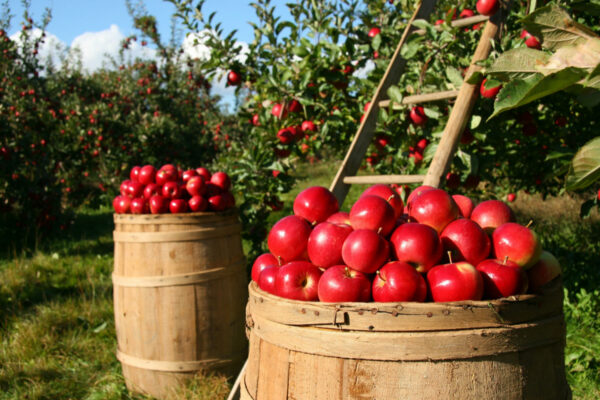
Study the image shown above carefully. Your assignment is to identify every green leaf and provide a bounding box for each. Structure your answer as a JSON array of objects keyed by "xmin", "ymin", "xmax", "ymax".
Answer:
[
  {"xmin": 486, "ymin": 48, "xmax": 550, "ymax": 80},
  {"xmin": 292, "ymin": 46, "xmax": 308, "ymax": 57},
  {"xmin": 386, "ymin": 85, "xmax": 403, "ymax": 105},
  {"xmin": 580, "ymin": 199, "xmax": 596, "ymax": 219},
  {"xmin": 566, "ymin": 136, "xmax": 600, "ymax": 191},
  {"xmin": 466, "ymin": 71, "xmax": 483, "ymax": 85},
  {"xmin": 372, "ymin": 34, "xmax": 381, "ymax": 51},
  {"xmin": 423, "ymin": 107, "xmax": 441, "ymax": 119},
  {"xmin": 445, "ymin": 66, "xmax": 463, "ymax": 89},
  {"xmin": 489, "ymin": 67, "xmax": 587, "ymax": 119},
  {"xmin": 470, "ymin": 115, "xmax": 481, "ymax": 130},
  {"xmin": 522, "ymin": 4, "xmax": 599, "ymax": 51},
  {"xmin": 536, "ymin": 38, "xmax": 600, "ymax": 76}
]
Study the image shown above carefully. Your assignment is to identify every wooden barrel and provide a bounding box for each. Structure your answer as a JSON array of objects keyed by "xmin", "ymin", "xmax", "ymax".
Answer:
[
  {"xmin": 113, "ymin": 210, "xmax": 247, "ymax": 399},
  {"xmin": 242, "ymin": 280, "xmax": 570, "ymax": 400}
]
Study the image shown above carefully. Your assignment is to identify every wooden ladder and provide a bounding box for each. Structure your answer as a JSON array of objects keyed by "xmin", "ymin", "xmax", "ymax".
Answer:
[{"xmin": 329, "ymin": 0, "xmax": 508, "ymax": 205}]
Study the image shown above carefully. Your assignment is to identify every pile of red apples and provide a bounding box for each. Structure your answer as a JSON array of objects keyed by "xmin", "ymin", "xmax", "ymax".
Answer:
[
  {"xmin": 252, "ymin": 185, "xmax": 561, "ymax": 303},
  {"xmin": 113, "ymin": 164, "xmax": 234, "ymax": 214}
]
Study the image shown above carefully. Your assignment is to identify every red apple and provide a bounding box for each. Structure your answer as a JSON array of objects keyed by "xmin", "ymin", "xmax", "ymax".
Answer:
[
  {"xmin": 307, "ymin": 222, "xmax": 353, "ymax": 269},
  {"xmin": 275, "ymin": 261, "xmax": 322, "ymax": 301},
  {"xmin": 452, "ymin": 194, "xmax": 474, "ymax": 218},
  {"xmin": 441, "ymin": 218, "xmax": 491, "ymax": 266},
  {"xmin": 113, "ymin": 195, "xmax": 131, "ymax": 214},
  {"xmin": 341, "ymin": 229, "xmax": 389, "ymax": 274},
  {"xmin": 227, "ymin": 70, "xmax": 241, "ymax": 86},
  {"xmin": 155, "ymin": 167, "xmax": 178, "ymax": 186},
  {"xmin": 125, "ymin": 180, "xmax": 144, "ymax": 198},
  {"xmin": 301, "ymin": 120, "xmax": 316, "ymax": 133},
  {"xmin": 470, "ymin": 199, "xmax": 515, "ymax": 234},
  {"xmin": 130, "ymin": 197, "xmax": 149, "ymax": 214},
  {"xmin": 318, "ymin": 265, "xmax": 371, "ymax": 302},
  {"xmin": 129, "ymin": 166, "xmax": 141, "ymax": 182},
  {"xmin": 408, "ymin": 188, "xmax": 459, "ymax": 234},
  {"xmin": 360, "ymin": 184, "xmax": 404, "ymax": 219},
  {"xmin": 120, "ymin": 180, "xmax": 131, "ymax": 196},
  {"xmin": 521, "ymin": 30, "xmax": 541, "ymax": 49},
  {"xmin": 149, "ymin": 194, "xmax": 168, "ymax": 214},
  {"xmin": 277, "ymin": 127, "xmax": 295, "ymax": 144},
  {"xmin": 208, "ymin": 194, "xmax": 227, "ymax": 211},
  {"xmin": 368, "ymin": 27, "xmax": 381, "ymax": 38},
  {"xmin": 188, "ymin": 195, "xmax": 208, "ymax": 212},
  {"xmin": 205, "ymin": 182, "xmax": 222, "ymax": 197},
  {"xmin": 492, "ymin": 222, "xmax": 542, "ymax": 269},
  {"xmin": 181, "ymin": 169, "xmax": 197, "ymax": 182},
  {"xmin": 196, "ymin": 167, "xmax": 211, "ymax": 181},
  {"xmin": 268, "ymin": 215, "xmax": 312, "ymax": 264},
  {"xmin": 480, "ymin": 78, "xmax": 501, "ymax": 99},
  {"xmin": 271, "ymin": 103, "xmax": 288, "ymax": 119},
  {"xmin": 252, "ymin": 253, "xmax": 280, "ymax": 282},
  {"xmin": 293, "ymin": 186, "xmax": 339, "ymax": 225},
  {"xmin": 186, "ymin": 176, "xmax": 206, "ymax": 197},
  {"xmin": 221, "ymin": 191, "xmax": 236, "ymax": 209},
  {"xmin": 507, "ymin": 193, "xmax": 516, "ymax": 203},
  {"xmin": 527, "ymin": 251, "xmax": 562, "ymax": 292},
  {"xmin": 459, "ymin": 8, "xmax": 475, "ymax": 18},
  {"xmin": 210, "ymin": 171, "xmax": 231, "ymax": 191},
  {"xmin": 169, "ymin": 198, "xmax": 188, "ymax": 213},
  {"xmin": 350, "ymin": 195, "xmax": 395, "ymax": 237},
  {"xmin": 258, "ymin": 265, "xmax": 279, "ymax": 295},
  {"xmin": 406, "ymin": 185, "xmax": 435, "ymax": 207},
  {"xmin": 427, "ymin": 261, "xmax": 484, "ymax": 302},
  {"xmin": 409, "ymin": 106, "xmax": 427, "ymax": 126},
  {"xmin": 326, "ymin": 211, "xmax": 351, "ymax": 226},
  {"xmin": 372, "ymin": 261, "xmax": 427, "ymax": 302},
  {"xmin": 288, "ymin": 99, "xmax": 302, "ymax": 113},
  {"xmin": 138, "ymin": 165, "xmax": 156, "ymax": 185},
  {"xmin": 476, "ymin": 0, "xmax": 499, "ymax": 16},
  {"xmin": 476, "ymin": 258, "xmax": 528, "ymax": 299},
  {"xmin": 143, "ymin": 183, "xmax": 161, "ymax": 199},
  {"xmin": 390, "ymin": 222, "xmax": 442, "ymax": 273},
  {"xmin": 162, "ymin": 181, "xmax": 183, "ymax": 199},
  {"xmin": 445, "ymin": 172, "xmax": 460, "ymax": 190}
]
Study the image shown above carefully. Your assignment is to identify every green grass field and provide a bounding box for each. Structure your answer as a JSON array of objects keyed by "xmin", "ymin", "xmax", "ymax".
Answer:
[{"xmin": 0, "ymin": 160, "xmax": 599, "ymax": 399}]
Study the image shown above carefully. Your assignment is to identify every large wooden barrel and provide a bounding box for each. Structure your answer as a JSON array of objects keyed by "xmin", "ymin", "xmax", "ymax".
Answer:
[
  {"xmin": 242, "ymin": 280, "xmax": 570, "ymax": 400},
  {"xmin": 113, "ymin": 210, "xmax": 247, "ymax": 399}
]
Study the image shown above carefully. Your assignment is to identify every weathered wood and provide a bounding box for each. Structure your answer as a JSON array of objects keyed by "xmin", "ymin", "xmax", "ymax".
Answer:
[
  {"xmin": 378, "ymin": 90, "xmax": 459, "ymax": 108},
  {"xmin": 113, "ymin": 211, "xmax": 247, "ymax": 399},
  {"xmin": 243, "ymin": 279, "xmax": 570, "ymax": 399},
  {"xmin": 329, "ymin": 0, "xmax": 438, "ymax": 206},
  {"xmin": 413, "ymin": 14, "xmax": 490, "ymax": 35},
  {"xmin": 343, "ymin": 174, "xmax": 425, "ymax": 185},
  {"xmin": 423, "ymin": 10, "xmax": 505, "ymax": 187}
]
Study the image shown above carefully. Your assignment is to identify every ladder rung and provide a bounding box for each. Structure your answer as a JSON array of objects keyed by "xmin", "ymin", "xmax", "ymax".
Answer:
[
  {"xmin": 379, "ymin": 90, "xmax": 458, "ymax": 108},
  {"xmin": 343, "ymin": 175, "xmax": 425, "ymax": 185},
  {"xmin": 414, "ymin": 15, "xmax": 489, "ymax": 35}
]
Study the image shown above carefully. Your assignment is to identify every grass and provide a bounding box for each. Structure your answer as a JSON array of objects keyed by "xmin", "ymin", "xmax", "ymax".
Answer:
[{"xmin": 0, "ymin": 159, "xmax": 599, "ymax": 399}]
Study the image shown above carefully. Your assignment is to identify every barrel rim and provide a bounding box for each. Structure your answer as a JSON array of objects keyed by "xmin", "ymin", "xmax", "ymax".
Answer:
[{"xmin": 113, "ymin": 208, "xmax": 238, "ymax": 223}]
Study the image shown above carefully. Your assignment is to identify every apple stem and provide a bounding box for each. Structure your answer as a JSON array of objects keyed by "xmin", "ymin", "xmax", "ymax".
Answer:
[
  {"xmin": 377, "ymin": 226, "xmax": 383, "ymax": 235},
  {"xmin": 503, "ymin": 255, "xmax": 509, "ymax": 265},
  {"xmin": 344, "ymin": 266, "xmax": 351, "ymax": 277},
  {"xmin": 526, "ymin": 220, "xmax": 533, "ymax": 229},
  {"xmin": 447, "ymin": 251, "xmax": 453, "ymax": 264},
  {"xmin": 277, "ymin": 256, "xmax": 283, "ymax": 267},
  {"xmin": 376, "ymin": 269, "xmax": 385, "ymax": 282}
]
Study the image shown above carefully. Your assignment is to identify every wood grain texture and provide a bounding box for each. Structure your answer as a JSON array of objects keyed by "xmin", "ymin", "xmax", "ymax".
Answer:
[{"xmin": 113, "ymin": 211, "xmax": 247, "ymax": 399}]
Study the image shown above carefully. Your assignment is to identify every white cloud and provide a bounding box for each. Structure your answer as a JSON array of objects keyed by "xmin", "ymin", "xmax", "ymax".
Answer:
[
  {"xmin": 9, "ymin": 28, "xmax": 66, "ymax": 69},
  {"xmin": 355, "ymin": 59, "xmax": 375, "ymax": 79}
]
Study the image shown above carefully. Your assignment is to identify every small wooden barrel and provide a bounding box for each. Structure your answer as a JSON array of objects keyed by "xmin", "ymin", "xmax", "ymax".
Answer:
[
  {"xmin": 113, "ymin": 210, "xmax": 247, "ymax": 399},
  {"xmin": 242, "ymin": 280, "xmax": 570, "ymax": 400}
]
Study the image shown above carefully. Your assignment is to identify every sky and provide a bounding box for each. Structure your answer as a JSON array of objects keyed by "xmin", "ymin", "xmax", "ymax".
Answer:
[{"xmin": 4, "ymin": 0, "xmax": 276, "ymax": 109}]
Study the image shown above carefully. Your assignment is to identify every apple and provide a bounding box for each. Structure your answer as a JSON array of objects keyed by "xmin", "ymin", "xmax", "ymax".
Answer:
[
  {"xmin": 130, "ymin": 197, "xmax": 148, "ymax": 214},
  {"xmin": 476, "ymin": 258, "xmax": 528, "ymax": 299},
  {"xmin": 155, "ymin": 167, "xmax": 178, "ymax": 186},
  {"xmin": 470, "ymin": 199, "xmax": 515, "ymax": 234},
  {"xmin": 326, "ymin": 211, "xmax": 351, "ymax": 226},
  {"xmin": 452, "ymin": 194, "xmax": 474, "ymax": 218},
  {"xmin": 113, "ymin": 195, "xmax": 131, "ymax": 213},
  {"xmin": 138, "ymin": 165, "xmax": 156, "ymax": 185},
  {"xmin": 169, "ymin": 198, "xmax": 188, "ymax": 214},
  {"xmin": 318, "ymin": 265, "xmax": 371, "ymax": 302},
  {"xmin": 149, "ymin": 194, "xmax": 168, "ymax": 214},
  {"xmin": 252, "ymin": 253, "xmax": 280, "ymax": 282},
  {"xmin": 372, "ymin": 261, "xmax": 427, "ymax": 302},
  {"xmin": 527, "ymin": 251, "xmax": 562, "ymax": 292},
  {"xmin": 188, "ymin": 195, "xmax": 208, "ymax": 212},
  {"xmin": 251, "ymin": 114, "xmax": 260, "ymax": 126},
  {"xmin": 441, "ymin": 218, "xmax": 491, "ymax": 266},
  {"xmin": 445, "ymin": 172, "xmax": 460, "ymax": 190},
  {"xmin": 301, "ymin": 120, "xmax": 316, "ymax": 133},
  {"xmin": 390, "ymin": 222, "xmax": 442, "ymax": 273},
  {"xmin": 181, "ymin": 169, "xmax": 197, "ymax": 182},
  {"xmin": 521, "ymin": 30, "xmax": 541, "ymax": 49},
  {"xmin": 341, "ymin": 229, "xmax": 389, "ymax": 274},
  {"xmin": 480, "ymin": 78, "xmax": 501, "ymax": 99},
  {"xmin": 221, "ymin": 191, "xmax": 236, "ymax": 208},
  {"xmin": 406, "ymin": 185, "xmax": 434, "ymax": 207},
  {"xmin": 459, "ymin": 8, "xmax": 475, "ymax": 18},
  {"xmin": 492, "ymin": 222, "xmax": 542, "ymax": 269},
  {"xmin": 409, "ymin": 106, "xmax": 427, "ymax": 126},
  {"xmin": 277, "ymin": 127, "xmax": 295, "ymax": 144},
  {"xmin": 374, "ymin": 134, "xmax": 390, "ymax": 151},
  {"xmin": 227, "ymin": 70, "xmax": 241, "ymax": 86},
  {"xmin": 120, "ymin": 180, "xmax": 131, "ymax": 196},
  {"xmin": 271, "ymin": 103, "xmax": 288, "ymax": 119},
  {"xmin": 143, "ymin": 183, "xmax": 161, "ymax": 199},
  {"xmin": 208, "ymin": 194, "xmax": 227, "ymax": 211},
  {"xmin": 288, "ymin": 99, "xmax": 302, "ymax": 113},
  {"xmin": 129, "ymin": 166, "xmax": 141, "ymax": 182},
  {"xmin": 368, "ymin": 27, "xmax": 381, "ymax": 38},
  {"xmin": 186, "ymin": 176, "xmax": 206, "ymax": 197},
  {"xmin": 427, "ymin": 261, "xmax": 484, "ymax": 302},
  {"xmin": 507, "ymin": 193, "xmax": 516, "ymax": 203},
  {"xmin": 350, "ymin": 194, "xmax": 395, "ymax": 236},
  {"xmin": 408, "ymin": 188, "xmax": 459, "ymax": 234},
  {"xmin": 125, "ymin": 180, "xmax": 144, "ymax": 198},
  {"xmin": 360, "ymin": 184, "xmax": 404, "ymax": 219},
  {"xmin": 211, "ymin": 171, "xmax": 231, "ymax": 191},
  {"xmin": 196, "ymin": 167, "xmax": 211, "ymax": 181},
  {"xmin": 293, "ymin": 186, "xmax": 339, "ymax": 225},
  {"xmin": 275, "ymin": 261, "xmax": 322, "ymax": 301},
  {"xmin": 258, "ymin": 265, "xmax": 279, "ymax": 295},
  {"xmin": 476, "ymin": 0, "xmax": 499, "ymax": 16},
  {"xmin": 268, "ymin": 215, "xmax": 312, "ymax": 264},
  {"xmin": 205, "ymin": 182, "xmax": 222, "ymax": 197},
  {"xmin": 307, "ymin": 222, "xmax": 353, "ymax": 269},
  {"xmin": 162, "ymin": 181, "xmax": 183, "ymax": 199}
]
